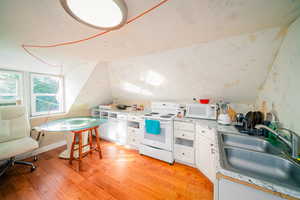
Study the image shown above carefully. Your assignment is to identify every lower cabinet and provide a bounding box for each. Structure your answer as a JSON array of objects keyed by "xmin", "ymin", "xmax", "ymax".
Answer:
[
  {"xmin": 195, "ymin": 123, "xmax": 216, "ymax": 183},
  {"xmin": 196, "ymin": 134, "xmax": 215, "ymax": 182},
  {"xmin": 127, "ymin": 127, "xmax": 140, "ymax": 149},
  {"xmin": 217, "ymin": 179, "xmax": 286, "ymax": 200},
  {"xmin": 174, "ymin": 121, "xmax": 196, "ymax": 165},
  {"xmin": 174, "ymin": 144, "xmax": 195, "ymax": 164}
]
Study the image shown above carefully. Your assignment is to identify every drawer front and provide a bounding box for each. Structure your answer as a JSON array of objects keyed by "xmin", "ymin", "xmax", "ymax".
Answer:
[
  {"xmin": 196, "ymin": 125, "xmax": 215, "ymax": 140},
  {"xmin": 128, "ymin": 115, "xmax": 141, "ymax": 121},
  {"xmin": 128, "ymin": 127, "xmax": 140, "ymax": 134},
  {"xmin": 174, "ymin": 144, "xmax": 195, "ymax": 164},
  {"xmin": 174, "ymin": 130, "xmax": 195, "ymax": 140},
  {"xmin": 128, "ymin": 136, "xmax": 139, "ymax": 146},
  {"xmin": 174, "ymin": 121, "xmax": 195, "ymax": 132}
]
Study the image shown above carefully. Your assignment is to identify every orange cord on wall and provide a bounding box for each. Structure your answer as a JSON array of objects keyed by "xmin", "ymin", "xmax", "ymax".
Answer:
[{"xmin": 22, "ymin": 0, "xmax": 171, "ymax": 67}]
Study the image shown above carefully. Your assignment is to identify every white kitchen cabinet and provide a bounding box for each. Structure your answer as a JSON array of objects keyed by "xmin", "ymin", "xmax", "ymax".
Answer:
[
  {"xmin": 217, "ymin": 179, "xmax": 286, "ymax": 200},
  {"xmin": 196, "ymin": 123, "xmax": 216, "ymax": 183},
  {"xmin": 196, "ymin": 134, "xmax": 215, "ymax": 182},
  {"xmin": 174, "ymin": 144, "xmax": 195, "ymax": 164},
  {"xmin": 127, "ymin": 127, "xmax": 141, "ymax": 149},
  {"xmin": 174, "ymin": 121, "xmax": 195, "ymax": 165},
  {"xmin": 127, "ymin": 115, "xmax": 142, "ymax": 149}
]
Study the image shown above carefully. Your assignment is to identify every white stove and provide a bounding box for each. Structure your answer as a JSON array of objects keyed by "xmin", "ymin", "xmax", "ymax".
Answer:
[
  {"xmin": 143, "ymin": 112, "xmax": 176, "ymax": 120},
  {"xmin": 139, "ymin": 102, "xmax": 180, "ymax": 164}
]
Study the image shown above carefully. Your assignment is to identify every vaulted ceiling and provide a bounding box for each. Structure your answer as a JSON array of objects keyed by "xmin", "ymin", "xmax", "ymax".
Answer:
[{"xmin": 1, "ymin": 0, "xmax": 300, "ymax": 71}]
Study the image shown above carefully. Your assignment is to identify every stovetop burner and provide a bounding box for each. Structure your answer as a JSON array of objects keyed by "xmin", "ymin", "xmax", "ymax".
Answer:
[
  {"xmin": 150, "ymin": 112, "xmax": 159, "ymax": 115},
  {"xmin": 160, "ymin": 115, "xmax": 172, "ymax": 118}
]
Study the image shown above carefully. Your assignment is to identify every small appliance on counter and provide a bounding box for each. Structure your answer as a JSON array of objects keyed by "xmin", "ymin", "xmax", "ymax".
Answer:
[
  {"xmin": 185, "ymin": 103, "xmax": 217, "ymax": 120},
  {"xmin": 217, "ymin": 102, "xmax": 232, "ymax": 125}
]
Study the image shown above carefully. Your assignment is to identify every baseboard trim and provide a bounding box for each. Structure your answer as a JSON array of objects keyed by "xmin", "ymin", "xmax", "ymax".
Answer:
[{"xmin": 16, "ymin": 140, "xmax": 67, "ymax": 160}]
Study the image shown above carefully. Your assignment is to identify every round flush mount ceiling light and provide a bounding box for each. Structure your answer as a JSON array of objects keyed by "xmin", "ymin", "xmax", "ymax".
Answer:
[{"xmin": 60, "ymin": 0, "xmax": 128, "ymax": 30}]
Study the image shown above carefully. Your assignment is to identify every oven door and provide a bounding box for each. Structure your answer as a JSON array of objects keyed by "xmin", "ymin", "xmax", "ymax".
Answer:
[{"xmin": 141, "ymin": 119, "xmax": 173, "ymax": 151}]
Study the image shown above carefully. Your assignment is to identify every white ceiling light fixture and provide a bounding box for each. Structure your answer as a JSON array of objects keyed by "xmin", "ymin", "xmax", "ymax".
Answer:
[{"xmin": 60, "ymin": 0, "xmax": 128, "ymax": 30}]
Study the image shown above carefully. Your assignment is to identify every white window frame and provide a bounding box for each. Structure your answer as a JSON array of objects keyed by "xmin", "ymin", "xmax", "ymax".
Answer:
[
  {"xmin": 0, "ymin": 69, "xmax": 23, "ymax": 105},
  {"xmin": 30, "ymin": 73, "xmax": 65, "ymax": 117}
]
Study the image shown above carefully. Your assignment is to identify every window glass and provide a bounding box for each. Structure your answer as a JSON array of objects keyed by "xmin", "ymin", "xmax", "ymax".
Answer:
[
  {"xmin": 0, "ymin": 70, "xmax": 22, "ymax": 105},
  {"xmin": 31, "ymin": 74, "xmax": 64, "ymax": 116}
]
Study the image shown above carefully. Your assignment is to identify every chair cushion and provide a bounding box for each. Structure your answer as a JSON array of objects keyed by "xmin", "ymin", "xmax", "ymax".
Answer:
[
  {"xmin": 0, "ymin": 137, "xmax": 38, "ymax": 160},
  {"xmin": 0, "ymin": 120, "xmax": 10, "ymax": 140},
  {"xmin": 0, "ymin": 106, "xmax": 30, "ymax": 143}
]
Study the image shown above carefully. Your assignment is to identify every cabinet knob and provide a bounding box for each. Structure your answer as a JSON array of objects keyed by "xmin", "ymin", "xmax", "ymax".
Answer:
[
  {"xmin": 182, "ymin": 153, "xmax": 185, "ymax": 155},
  {"xmin": 201, "ymin": 130, "xmax": 205, "ymax": 133},
  {"xmin": 210, "ymin": 144, "xmax": 214, "ymax": 146},
  {"xmin": 182, "ymin": 134, "xmax": 185, "ymax": 137}
]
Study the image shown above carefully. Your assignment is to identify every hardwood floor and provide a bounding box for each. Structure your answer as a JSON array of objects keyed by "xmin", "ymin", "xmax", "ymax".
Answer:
[{"xmin": 0, "ymin": 140, "xmax": 213, "ymax": 200}]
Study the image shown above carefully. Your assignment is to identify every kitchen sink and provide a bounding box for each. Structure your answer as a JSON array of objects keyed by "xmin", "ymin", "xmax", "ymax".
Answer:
[
  {"xmin": 218, "ymin": 132, "xmax": 300, "ymax": 191},
  {"xmin": 221, "ymin": 133, "xmax": 284, "ymax": 155},
  {"xmin": 221, "ymin": 147, "xmax": 300, "ymax": 191}
]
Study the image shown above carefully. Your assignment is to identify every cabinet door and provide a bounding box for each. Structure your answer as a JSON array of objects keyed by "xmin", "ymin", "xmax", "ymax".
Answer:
[
  {"xmin": 218, "ymin": 179, "xmax": 286, "ymax": 200},
  {"xmin": 196, "ymin": 134, "xmax": 215, "ymax": 182}
]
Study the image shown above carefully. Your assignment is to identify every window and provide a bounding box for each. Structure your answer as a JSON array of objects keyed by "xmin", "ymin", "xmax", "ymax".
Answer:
[
  {"xmin": 0, "ymin": 70, "xmax": 23, "ymax": 106},
  {"xmin": 30, "ymin": 73, "xmax": 64, "ymax": 116}
]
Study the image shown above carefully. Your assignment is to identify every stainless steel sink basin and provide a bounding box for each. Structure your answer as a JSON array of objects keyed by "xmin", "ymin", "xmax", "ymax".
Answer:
[
  {"xmin": 221, "ymin": 147, "xmax": 300, "ymax": 191},
  {"xmin": 221, "ymin": 133, "xmax": 283, "ymax": 155}
]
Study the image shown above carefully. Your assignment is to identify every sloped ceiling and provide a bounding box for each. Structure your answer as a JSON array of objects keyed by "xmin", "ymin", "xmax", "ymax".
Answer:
[
  {"xmin": 1, "ymin": 0, "xmax": 300, "ymax": 71},
  {"xmin": 108, "ymin": 28, "xmax": 283, "ymax": 104}
]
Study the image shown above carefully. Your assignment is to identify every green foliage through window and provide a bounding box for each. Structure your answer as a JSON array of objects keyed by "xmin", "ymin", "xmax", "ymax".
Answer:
[
  {"xmin": 0, "ymin": 71, "xmax": 21, "ymax": 102},
  {"xmin": 33, "ymin": 76, "xmax": 59, "ymax": 94}
]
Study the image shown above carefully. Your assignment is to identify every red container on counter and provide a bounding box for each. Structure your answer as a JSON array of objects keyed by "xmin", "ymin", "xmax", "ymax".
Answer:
[{"xmin": 199, "ymin": 99, "xmax": 210, "ymax": 104}]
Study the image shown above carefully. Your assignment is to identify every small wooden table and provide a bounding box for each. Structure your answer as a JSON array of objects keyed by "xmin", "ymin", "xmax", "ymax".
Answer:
[
  {"xmin": 37, "ymin": 117, "xmax": 107, "ymax": 170},
  {"xmin": 69, "ymin": 126, "xmax": 102, "ymax": 169}
]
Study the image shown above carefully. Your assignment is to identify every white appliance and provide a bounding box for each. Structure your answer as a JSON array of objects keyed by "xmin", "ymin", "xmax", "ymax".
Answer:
[
  {"xmin": 217, "ymin": 103, "xmax": 231, "ymax": 125},
  {"xmin": 185, "ymin": 104, "xmax": 217, "ymax": 120},
  {"xmin": 140, "ymin": 102, "xmax": 180, "ymax": 164}
]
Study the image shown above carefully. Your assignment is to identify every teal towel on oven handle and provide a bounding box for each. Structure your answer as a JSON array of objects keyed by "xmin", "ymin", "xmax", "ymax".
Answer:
[{"xmin": 145, "ymin": 119, "xmax": 161, "ymax": 135}]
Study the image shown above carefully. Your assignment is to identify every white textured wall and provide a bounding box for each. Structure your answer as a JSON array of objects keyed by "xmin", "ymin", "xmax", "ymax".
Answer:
[
  {"xmin": 108, "ymin": 28, "xmax": 283, "ymax": 104},
  {"xmin": 256, "ymin": 17, "xmax": 300, "ymax": 135},
  {"xmin": 64, "ymin": 61, "xmax": 97, "ymax": 112},
  {"xmin": 70, "ymin": 62, "xmax": 113, "ymax": 112}
]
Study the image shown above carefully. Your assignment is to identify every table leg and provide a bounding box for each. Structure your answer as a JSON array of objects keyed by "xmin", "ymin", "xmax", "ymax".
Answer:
[
  {"xmin": 78, "ymin": 132, "xmax": 83, "ymax": 170},
  {"xmin": 88, "ymin": 129, "xmax": 93, "ymax": 154},
  {"xmin": 69, "ymin": 134, "xmax": 76, "ymax": 164},
  {"xmin": 94, "ymin": 128, "xmax": 102, "ymax": 159},
  {"xmin": 59, "ymin": 131, "xmax": 89, "ymax": 159}
]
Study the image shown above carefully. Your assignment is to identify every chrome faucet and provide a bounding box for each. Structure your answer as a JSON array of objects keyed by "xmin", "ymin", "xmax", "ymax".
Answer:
[{"xmin": 255, "ymin": 125, "xmax": 299, "ymax": 159}]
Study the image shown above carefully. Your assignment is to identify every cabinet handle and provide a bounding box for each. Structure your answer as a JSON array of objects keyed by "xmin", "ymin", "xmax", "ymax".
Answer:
[{"xmin": 211, "ymin": 148, "xmax": 215, "ymax": 154}]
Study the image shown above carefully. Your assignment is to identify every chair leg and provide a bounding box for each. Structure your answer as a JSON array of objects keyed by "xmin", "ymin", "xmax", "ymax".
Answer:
[
  {"xmin": 94, "ymin": 128, "xmax": 102, "ymax": 159},
  {"xmin": 15, "ymin": 161, "xmax": 36, "ymax": 172},
  {"xmin": 33, "ymin": 155, "xmax": 38, "ymax": 161},
  {"xmin": 0, "ymin": 159, "xmax": 14, "ymax": 177}
]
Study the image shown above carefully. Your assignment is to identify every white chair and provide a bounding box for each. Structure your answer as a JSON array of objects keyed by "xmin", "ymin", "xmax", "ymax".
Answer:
[{"xmin": 0, "ymin": 105, "xmax": 39, "ymax": 176}]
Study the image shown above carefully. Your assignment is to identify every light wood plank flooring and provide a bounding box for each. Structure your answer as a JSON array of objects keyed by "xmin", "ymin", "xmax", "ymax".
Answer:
[{"xmin": 0, "ymin": 140, "xmax": 213, "ymax": 200}]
